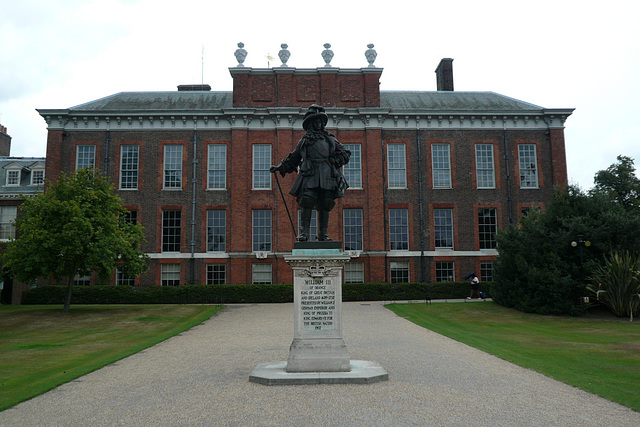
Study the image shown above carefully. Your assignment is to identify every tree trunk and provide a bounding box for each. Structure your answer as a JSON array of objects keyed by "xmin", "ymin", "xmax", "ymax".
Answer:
[{"xmin": 64, "ymin": 276, "xmax": 74, "ymax": 312}]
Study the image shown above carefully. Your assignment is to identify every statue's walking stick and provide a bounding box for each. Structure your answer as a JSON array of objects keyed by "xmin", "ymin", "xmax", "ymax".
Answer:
[{"xmin": 273, "ymin": 171, "xmax": 298, "ymax": 238}]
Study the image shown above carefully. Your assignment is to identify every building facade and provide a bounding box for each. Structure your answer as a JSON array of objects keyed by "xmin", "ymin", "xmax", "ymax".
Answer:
[
  {"xmin": 0, "ymin": 124, "xmax": 46, "ymax": 302},
  {"xmin": 38, "ymin": 50, "xmax": 573, "ymax": 287}
]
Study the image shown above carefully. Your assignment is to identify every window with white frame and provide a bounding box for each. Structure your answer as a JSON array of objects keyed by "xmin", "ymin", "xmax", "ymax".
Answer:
[
  {"xmin": 206, "ymin": 264, "xmax": 226, "ymax": 285},
  {"xmin": 434, "ymin": 208, "xmax": 453, "ymax": 249},
  {"xmin": 161, "ymin": 264, "xmax": 181, "ymax": 286},
  {"xmin": 344, "ymin": 262, "xmax": 365, "ymax": 283},
  {"xmin": 120, "ymin": 145, "xmax": 139, "ymax": 189},
  {"xmin": 76, "ymin": 145, "xmax": 95, "ymax": 170},
  {"xmin": 207, "ymin": 144, "xmax": 227, "ymax": 189},
  {"xmin": 252, "ymin": 210, "xmax": 272, "ymax": 252},
  {"xmin": 389, "ymin": 208, "xmax": 409, "ymax": 250},
  {"xmin": 162, "ymin": 210, "xmax": 181, "ymax": 252},
  {"xmin": 207, "ymin": 210, "xmax": 226, "ymax": 252},
  {"xmin": 252, "ymin": 263, "xmax": 272, "ymax": 284},
  {"xmin": 5, "ymin": 169, "xmax": 20, "ymax": 186},
  {"xmin": 163, "ymin": 145, "xmax": 182, "ymax": 189},
  {"xmin": 124, "ymin": 210, "xmax": 138, "ymax": 225},
  {"xmin": 390, "ymin": 261, "xmax": 409, "ymax": 283},
  {"xmin": 0, "ymin": 206, "xmax": 17, "ymax": 240},
  {"xmin": 343, "ymin": 208, "xmax": 363, "ymax": 251},
  {"xmin": 344, "ymin": 144, "xmax": 362, "ymax": 189},
  {"xmin": 31, "ymin": 169, "xmax": 45, "ymax": 186},
  {"xmin": 432, "ymin": 143, "xmax": 452, "ymax": 188},
  {"xmin": 298, "ymin": 210, "xmax": 318, "ymax": 242},
  {"xmin": 387, "ymin": 143, "xmax": 407, "ymax": 189},
  {"xmin": 115, "ymin": 268, "xmax": 135, "ymax": 286},
  {"xmin": 252, "ymin": 144, "xmax": 271, "ymax": 190},
  {"xmin": 73, "ymin": 274, "xmax": 91, "ymax": 286},
  {"xmin": 475, "ymin": 144, "xmax": 495, "ymax": 188},
  {"xmin": 435, "ymin": 261, "xmax": 455, "ymax": 282},
  {"xmin": 478, "ymin": 208, "xmax": 497, "ymax": 249},
  {"xmin": 518, "ymin": 144, "xmax": 539, "ymax": 188},
  {"xmin": 480, "ymin": 261, "xmax": 494, "ymax": 282}
]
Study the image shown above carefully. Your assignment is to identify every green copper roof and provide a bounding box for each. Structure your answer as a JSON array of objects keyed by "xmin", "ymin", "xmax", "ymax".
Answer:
[
  {"xmin": 66, "ymin": 90, "xmax": 544, "ymax": 113},
  {"xmin": 70, "ymin": 92, "xmax": 234, "ymax": 111},
  {"xmin": 380, "ymin": 91, "xmax": 543, "ymax": 111}
]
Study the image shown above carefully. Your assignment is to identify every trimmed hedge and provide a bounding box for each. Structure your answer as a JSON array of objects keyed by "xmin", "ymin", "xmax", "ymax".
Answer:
[
  {"xmin": 22, "ymin": 284, "xmax": 294, "ymax": 305},
  {"xmin": 342, "ymin": 282, "xmax": 487, "ymax": 301},
  {"xmin": 21, "ymin": 282, "xmax": 489, "ymax": 305}
]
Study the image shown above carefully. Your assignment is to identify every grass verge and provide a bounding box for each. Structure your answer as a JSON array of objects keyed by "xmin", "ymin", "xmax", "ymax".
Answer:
[
  {"xmin": 386, "ymin": 302, "xmax": 640, "ymax": 412},
  {"xmin": 0, "ymin": 304, "xmax": 223, "ymax": 411}
]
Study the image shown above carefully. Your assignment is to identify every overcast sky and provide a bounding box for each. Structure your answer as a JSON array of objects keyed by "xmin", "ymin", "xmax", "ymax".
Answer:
[{"xmin": 1, "ymin": 0, "xmax": 639, "ymax": 189}]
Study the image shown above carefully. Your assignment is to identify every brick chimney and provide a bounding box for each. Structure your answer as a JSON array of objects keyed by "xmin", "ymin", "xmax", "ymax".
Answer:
[
  {"xmin": 435, "ymin": 58, "xmax": 454, "ymax": 91},
  {"xmin": 177, "ymin": 84, "xmax": 212, "ymax": 91},
  {"xmin": 0, "ymin": 124, "xmax": 11, "ymax": 156}
]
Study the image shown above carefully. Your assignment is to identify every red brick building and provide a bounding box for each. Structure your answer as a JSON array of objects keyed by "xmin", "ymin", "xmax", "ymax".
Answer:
[
  {"xmin": 0, "ymin": 124, "xmax": 46, "ymax": 303},
  {"xmin": 37, "ymin": 53, "xmax": 573, "ymax": 287}
]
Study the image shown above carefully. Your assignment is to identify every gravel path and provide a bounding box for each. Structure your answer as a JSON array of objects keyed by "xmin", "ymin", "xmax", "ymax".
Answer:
[{"xmin": 1, "ymin": 302, "xmax": 639, "ymax": 426}]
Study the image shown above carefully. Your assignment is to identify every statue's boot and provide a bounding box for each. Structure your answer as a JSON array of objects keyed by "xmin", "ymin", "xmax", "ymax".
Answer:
[
  {"xmin": 297, "ymin": 208, "xmax": 312, "ymax": 241},
  {"xmin": 317, "ymin": 209, "xmax": 333, "ymax": 241}
]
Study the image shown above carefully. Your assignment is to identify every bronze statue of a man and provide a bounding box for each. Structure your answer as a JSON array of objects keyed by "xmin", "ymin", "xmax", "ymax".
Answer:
[{"xmin": 271, "ymin": 105, "xmax": 351, "ymax": 241}]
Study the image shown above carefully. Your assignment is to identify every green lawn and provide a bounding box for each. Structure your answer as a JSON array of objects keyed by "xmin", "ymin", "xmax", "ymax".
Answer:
[
  {"xmin": 386, "ymin": 302, "xmax": 640, "ymax": 412},
  {"xmin": 0, "ymin": 304, "xmax": 223, "ymax": 411}
]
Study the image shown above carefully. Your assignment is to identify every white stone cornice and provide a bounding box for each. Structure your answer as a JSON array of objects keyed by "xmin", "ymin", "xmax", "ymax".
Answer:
[
  {"xmin": 542, "ymin": 109, "xmax": 574, "ymax": 129},
  {"xmin": 38, "ymin": 109, "xmax": 572, "ymax": 132}
]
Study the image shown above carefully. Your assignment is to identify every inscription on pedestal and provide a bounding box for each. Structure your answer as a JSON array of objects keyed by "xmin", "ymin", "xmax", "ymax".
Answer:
[
  {"xmin": 286, "ymin": 252, "xmax": 351, "ymax": 372},
  {"xmin": 301, "ymin": 278, "xmax": 336, "ymax": 331}
]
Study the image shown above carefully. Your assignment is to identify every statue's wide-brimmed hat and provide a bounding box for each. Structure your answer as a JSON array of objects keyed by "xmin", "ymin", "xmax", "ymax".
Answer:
[{"xmin": 302, "ymin": 104, "xmax": 328, "ymax": 130}]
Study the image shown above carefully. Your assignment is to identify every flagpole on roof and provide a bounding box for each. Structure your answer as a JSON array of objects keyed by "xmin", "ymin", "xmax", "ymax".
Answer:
[{"xmin": 266, "ymin": 54, "xmax": 275, "ymax": 68}]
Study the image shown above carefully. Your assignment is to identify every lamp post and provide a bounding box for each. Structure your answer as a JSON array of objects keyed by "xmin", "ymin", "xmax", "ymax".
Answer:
[
  {"xmin": 571, "ymin": 235, "xmax": 591, "ymax": 305},
  {"xmin": 571, "ymin": 235, "xmax": 591, "ymax": 266}
]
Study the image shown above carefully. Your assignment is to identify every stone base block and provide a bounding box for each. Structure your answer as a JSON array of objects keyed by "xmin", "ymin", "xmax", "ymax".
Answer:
[
  {"xmin": 293, "ymin": 241, "xmax": 342, "ymax": 250},
  {"xmin": 249, "ymin": 360, "xmax": 389, "ymax": 385},
  {"xmin": 286, "ymin": 338, "xmax": 350, "ymax": 372}
]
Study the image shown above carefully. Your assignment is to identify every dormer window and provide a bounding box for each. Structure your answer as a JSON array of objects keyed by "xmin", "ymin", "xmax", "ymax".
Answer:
[
  {"xmin": 27, "ymin": 161, "xmax": 46, "ymax": 186},
  {"xmin": 31, "ymin": 169, "xmax": 45, "ymax": 186},
  {"xmin": 6, "ymin": 169, "xmax": 20, "ymax": 186}
]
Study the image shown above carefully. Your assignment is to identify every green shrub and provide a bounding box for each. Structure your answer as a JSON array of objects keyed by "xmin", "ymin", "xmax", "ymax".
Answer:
[
  {"xmin": 491, "ymin": 260, "xmax": 584, "ymax": 316},
  {"xmin": 490, "ymin": 181, "xmax": 640, "ymax": 316},
  {"xmin": 22, "ymin": 284, "xmax": 295, "ymax": 305},
  {"xmin": 21, "ymin": 285, "xmax": 67, "ymax": 305},
  {"xmin": 587, "ymin": 251, "xmax": 640, "ymax": 321},
  {"xmin": 491, "ymin": 205, "xmax": 586, "ymax": 316},
  {"xmin": 22, "ymin": 282, "xmax": 486, "ymax": 305},
  {"xmin": 342, "ymin": 282, "xmax": 483, "ymax": 301}
]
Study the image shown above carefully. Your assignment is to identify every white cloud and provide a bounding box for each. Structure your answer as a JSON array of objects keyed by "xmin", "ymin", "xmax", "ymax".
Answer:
[{"xmin": 1, "ymin": 0, "xmax": 639, "ymax": 192}]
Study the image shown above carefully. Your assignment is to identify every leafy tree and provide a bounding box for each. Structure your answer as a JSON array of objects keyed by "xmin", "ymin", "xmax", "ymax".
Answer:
[
  {"xmin": 492, "ymin": 195, "xmax": 583, "ymax": 315},
  {"xmin": 591, "ymin": 155, "xmax": 640, "ymax": 209},
  {"xmin": 2, "ymin": 169, "xmax": 148, "ymax": 311},
  {"xmin": 492, "ymin": 184, "xmax": 640, "ymax": 315}
]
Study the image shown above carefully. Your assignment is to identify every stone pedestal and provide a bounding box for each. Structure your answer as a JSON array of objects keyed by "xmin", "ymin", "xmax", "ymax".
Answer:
[
  {"xmin": 285, "ymin": 243, "xmax": 350, "ymax": 372},
  {"xmin": 249, "ymin": 242, "xmax": 388, "ymax": 385}
]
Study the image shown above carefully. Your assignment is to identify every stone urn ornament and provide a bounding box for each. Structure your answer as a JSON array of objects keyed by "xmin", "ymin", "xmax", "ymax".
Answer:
[
  {"xmin": 278, "ymin": 43, "xmax": 291, "ymax": 67},
  {"xmin": 365, "ymin": 43, "xmax": 377, "ymax": 67},
  {"xmin": 322, "ymin": 43, "xmax": 334, "ymax": 67},
  {"xmin": 234, "ymin": 42, "xmax": 247, "ymax": 67}
]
